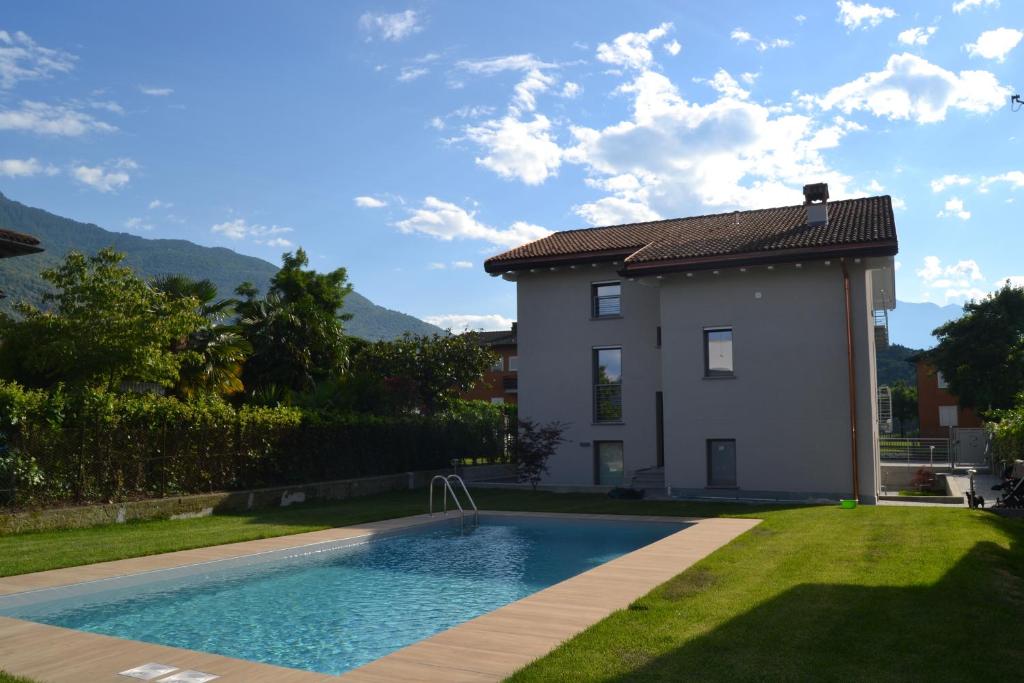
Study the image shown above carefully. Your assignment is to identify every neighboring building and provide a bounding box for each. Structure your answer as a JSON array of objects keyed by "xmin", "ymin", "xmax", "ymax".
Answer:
[
  {"xmin": 0, "ymin": 227, "xmax": 44, "ymax": 299},
  {"xmin": 913, "ymin": 359, "xmax": 983, "ymax": 438},
  {"xmin": 484, "ymin": 184, "xmax": 898, "ymax": 504},
  {"xmin": 461, "ymin": 324, "xmax": 518, "ymax": 405}
]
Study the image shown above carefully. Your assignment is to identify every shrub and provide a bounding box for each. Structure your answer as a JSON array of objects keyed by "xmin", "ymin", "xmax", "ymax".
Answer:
[{"xmin": 989, "ymin": 399, "xmax": 1024, "ymax": 466}]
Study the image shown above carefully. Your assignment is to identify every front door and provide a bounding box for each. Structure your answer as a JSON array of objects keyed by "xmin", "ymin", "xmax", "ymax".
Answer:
[{"xmin": 707, "ymin": 439, "xmax": 737, "ymax": 488}]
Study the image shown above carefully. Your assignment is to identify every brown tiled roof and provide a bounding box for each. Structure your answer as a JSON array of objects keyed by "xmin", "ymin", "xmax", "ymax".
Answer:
[
  {"xmin": 485, "ymin": 195, "xmax": 897, "ymax": 274},
  {"xmin": 0, "ymin": 227, "xmax": 41, "ymax": 247},
  {"xmin": 476, "ymin": 328, "xmax": 516, "ymax": 347}
]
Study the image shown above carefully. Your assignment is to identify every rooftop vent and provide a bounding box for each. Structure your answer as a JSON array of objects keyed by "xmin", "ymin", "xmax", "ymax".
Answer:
[{"xmin": 803, "ymin": 183, "xmax": 829, "ymax": 226}]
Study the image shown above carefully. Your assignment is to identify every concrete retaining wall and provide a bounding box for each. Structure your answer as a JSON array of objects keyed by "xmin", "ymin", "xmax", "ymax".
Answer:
[{"xmin": 0, "ymin": 463, "xmax": 515, "ymax": 535}]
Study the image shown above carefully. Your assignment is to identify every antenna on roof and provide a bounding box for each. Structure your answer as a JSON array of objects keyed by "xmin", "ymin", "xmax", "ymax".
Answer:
[{"xmin": 1012, "ymin": 94, "xmax": 1023, "ymax": 112}]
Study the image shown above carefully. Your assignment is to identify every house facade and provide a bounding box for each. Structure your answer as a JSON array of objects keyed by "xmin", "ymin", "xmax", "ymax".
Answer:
[
  {"xmin": 485, "ymin": 186, "xmax": 898, "ymax": 504},
  {"xmin": 914, "ymin": 359, "xmax": 983, "ymax": 438},
  {"xmin": 460, "ymin": 325, "xmax": 518, "ymax": 405}
]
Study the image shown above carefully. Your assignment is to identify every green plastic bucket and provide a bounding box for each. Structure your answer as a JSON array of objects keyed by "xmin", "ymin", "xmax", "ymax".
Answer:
[{"xmin": 840, "ymin": 499, "xmax": 857, "ymax": 509}]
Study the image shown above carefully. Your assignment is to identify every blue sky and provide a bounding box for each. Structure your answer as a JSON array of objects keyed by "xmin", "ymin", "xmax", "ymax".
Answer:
[{"xmin": 1, "ymin": 0, "xmax": 1022, "ymax": 329}]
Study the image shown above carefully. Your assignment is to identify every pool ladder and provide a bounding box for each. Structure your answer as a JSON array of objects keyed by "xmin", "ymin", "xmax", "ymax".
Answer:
[{"xmin": 429, "ymin": 474, "xmax": 479, "ymax": 533}]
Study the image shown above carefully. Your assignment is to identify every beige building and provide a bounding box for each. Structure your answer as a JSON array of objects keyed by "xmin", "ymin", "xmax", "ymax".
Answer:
[{"xmin": 485, "ymin": 185, "xmax": 898, "ymax": 504}]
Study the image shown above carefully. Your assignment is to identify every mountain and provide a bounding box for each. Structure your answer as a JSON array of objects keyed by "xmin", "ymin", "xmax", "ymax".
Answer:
[
  {"xmin": 0, "ymin": 191, "xmax": 442, "ymax": 341},
  {"xmin": 876, "ymin": 343, "xmax": 921, "ymax": 387},
  {"xmin": 888, "ymin": 300, "xmax": 963, "ymax": 350}
]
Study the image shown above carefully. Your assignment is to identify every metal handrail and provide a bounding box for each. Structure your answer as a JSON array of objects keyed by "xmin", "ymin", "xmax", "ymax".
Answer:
[
  {"xmin": 447, "ymin": 474, "xmax": 479, "ymax": 527},
  {"xmin": 428, "ymin": 474, "xmax": 478, "ymax": 532}
]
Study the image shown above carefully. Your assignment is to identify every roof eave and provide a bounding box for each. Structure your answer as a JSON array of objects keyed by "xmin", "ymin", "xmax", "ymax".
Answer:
[
  {"xmin": 0, "ymin": 241, "xmax": 44, "ymax": 258},
  {"xmin": 483, "ymin": 247, "xmax": 638, "ymax": 274}
]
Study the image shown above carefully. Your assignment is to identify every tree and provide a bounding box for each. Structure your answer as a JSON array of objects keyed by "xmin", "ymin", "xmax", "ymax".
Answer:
[
  {"xmin": 930, "ymin": 283, "xmax": 1024, "ymax": 412},
  {"xmin": 153, "ymin": 275, "xmax": 251, "ymax": 399},
  {"xmin": 235, "ymin": 249, "xmax": 353, "ymax": 398},
  {"xmin": 890, "ymin": 380, "xmax": 918, "ymax": 436},
  {"xmin": 0, "ymin": 249, "xmax": 203, "ymax": 390},
  {"xmin": 355, "ymin": 332, "xmax": 497, "ymax": 415},
  {"xmin": 516, "ymin": 419, "xmax": 566, "ymax": 490}
]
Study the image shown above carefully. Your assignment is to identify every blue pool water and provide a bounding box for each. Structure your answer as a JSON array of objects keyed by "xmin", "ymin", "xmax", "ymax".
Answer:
[{"xmin": 0, "ymin": 515, "xmax": 683, "ymax": 675}]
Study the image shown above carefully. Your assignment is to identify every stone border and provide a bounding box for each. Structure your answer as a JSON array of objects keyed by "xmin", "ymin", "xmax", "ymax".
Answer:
[{"xmin": 0, "ymin": 511, "xmax": 759, "ymax": 682}]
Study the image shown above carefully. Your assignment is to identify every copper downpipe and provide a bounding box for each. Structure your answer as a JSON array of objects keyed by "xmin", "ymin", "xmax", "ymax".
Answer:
[{"xmin": 841, "ymin": 259, "xmax": 860, "ymax": 501}]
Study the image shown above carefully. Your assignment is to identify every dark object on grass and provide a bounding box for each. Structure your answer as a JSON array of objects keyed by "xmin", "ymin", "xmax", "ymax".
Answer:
[{"xmin": 608, "ymin": 487, "xmax": 645, "ymax": 500}]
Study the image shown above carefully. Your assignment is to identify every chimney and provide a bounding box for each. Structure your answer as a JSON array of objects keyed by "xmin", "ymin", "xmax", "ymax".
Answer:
[{"xmin": 803, "ymin": 182, "xmax": 829, "ymax": 226}]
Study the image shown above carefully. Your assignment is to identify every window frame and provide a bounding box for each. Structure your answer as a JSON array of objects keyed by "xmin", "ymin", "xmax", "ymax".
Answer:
[
  {"xmin": 703, "ymin": 326, "xmax": 735, "ymax": 378},
  {"xmin": 591, "ymin": 281, "xmax": 622, "ymax": 319},
  {"xmin": 936, "ymin": 371, "xmax": 948, "ymax": 389},
  {"xmin": 593, "ymin": 345, "xmax": 623, "ymax": 424},
  {"xmin": 594, "ymin": 440, "xmax": 625, "ymax": 486},
  {"xmin": 508, "ymin": 355, "xmax": 518, "ymax": 372}
]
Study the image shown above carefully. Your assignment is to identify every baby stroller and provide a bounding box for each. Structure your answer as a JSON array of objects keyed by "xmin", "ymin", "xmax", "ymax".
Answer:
[{"xmin": 992, "ymin": 460, "xmax": 1024, "ymax": 508}]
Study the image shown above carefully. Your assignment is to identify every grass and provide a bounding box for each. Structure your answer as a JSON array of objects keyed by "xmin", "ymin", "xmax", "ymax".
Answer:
[
  {"xmin": 897, "ymin": 488, "xmax": 947, "ymax": 497},
  {"xmin": 0, "ymin": 673, "xmax": 36, "ymax": 683},
  {"xmin": 2, "ymin": 490, "xmax": 1023, "ymax": 681}
]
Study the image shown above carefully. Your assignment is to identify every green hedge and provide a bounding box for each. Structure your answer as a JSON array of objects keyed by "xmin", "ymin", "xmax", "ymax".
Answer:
[
  {"xmin": 0, "ymin": 381, "xmax": 514, "ymax": 508},
  {"xmin": 989, "ymin": 402, "xmax": 1024, "ymax": 465}
]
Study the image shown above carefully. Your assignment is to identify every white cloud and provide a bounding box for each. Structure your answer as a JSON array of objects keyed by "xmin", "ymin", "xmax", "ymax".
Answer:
[
  {"xmin": 730, "ymin": 28, "xmax": 792, "ymax": 51},
  {"xmin": 930, "ymin": 174, "xmax": 972, "ymax": 192},
  {"xmin": 358, "ymin": 10, "xmax": 422, "ymax": 42},
  {"xmin": 124, "ymin": 217, "xmax": 153, "ymax": 231},
  {"xmin": 395, "ymin": 196, "xmax": 550, "ymax": 248},
  {"xmin": 740, "ymin": 72, "xmax": 759, "ymax": 85},
  {"xmin": 139, "ymin": 86, "xmax": 173, "ymax": 96},
  {"xmin": 90, "ymin": 100, "xmax": 124, "ymax": 114},
  {"xmin": 891, "ymin": 197, "xmax": 907, "ymax": 210},
  {"xmin": 354, "ymin": 195, "xmax": 387, "ymax": 208},
  {"xmin": 937, "ymin": 196, "xmax": 971, "ymax": 220},
  {"xmin": 0, "ymin": 157, "xmax": 55, "ymax": 177},
  {"xmin": 211, "ymin": 218, "xmax": 294, "ymax": 246},
  {"xmin": 0, "ymin": 30, "xmax": 76, "ymax": 89},
  {"xmin": 465, "ymin": 115, "xmax": 562, "ymax": 185},
  {"xmin": 816, "ymin": 53, "xmax": 1008, "ymax": 124},
  {"xmin": 965, "ymin": 28, "xmax": 1023, "ymax": 62},
  {"xmin": 398, "ymin": 66, "xmax": 428, "ymax": 82},
  {"xmin": 428, "ymin": 260, "xmax": 474, "ymax": 270},
  {"xmin": 596, "ymin": 22, "xmax": 673, "ymax": 70},
  {"xmin": 428, "ymin": 262, "xmax": 446, "ymax": 270},
  {"xmin": 953, "ymin": 0, "xmax": 999, "ymax": 14},
  {"xmin": 836, "ymin": 1, "xmax": 896, "ymax": 30},
  {"xmin": 72, "ymin": 158, "xmax": 137, "ymax": 192},
  {"xmin": 898, "ymin": 27, "xmax": 938, "ymax": 46},
  {"xmin": 795, "ymin": 14, "xmax": 808, "ymax": 24},
  {"xmin": 0, "ymin": 100, "xmax": 116, "ymax": 136},
  {"xmin": 574, "ymin": 195, "xmax": 661, "ymax": 226},
  {"xmin": 560, "ymin": 81, "xmax": 582, "ymax": 98},
  {"xmin": 455, "ymin": 55, "xmax": 560, "ymax": 117},
  {"xmin": 452, "ymin": 260, "xmax": 473, "ymax": 269},
  {"xmin": 664, "ymin": 40, "xmax": 682, "ymax": 56},
  {"xmin": 980, "ymin": 170, "xmax": 1024, "ymax": 191},
  {"xmin": 423, "ymin": 313, "xmax": 514, "ymax": 332},
  {"xmin": 456, "ymin": 54, "xmax": 556, "ymax": 75},
  {"xmin": 148, "ymin": 199, "xmax": 173, "ymax": 209}
]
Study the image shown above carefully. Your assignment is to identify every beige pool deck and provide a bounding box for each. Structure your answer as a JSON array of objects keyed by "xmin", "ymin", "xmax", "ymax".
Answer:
[{"xmin": 0, "ymin": 511, "xmax": 759, "ymax": 682}]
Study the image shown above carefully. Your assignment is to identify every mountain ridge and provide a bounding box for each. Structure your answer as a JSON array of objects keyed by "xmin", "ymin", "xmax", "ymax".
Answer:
[{"xmin": 0, "ymin": 191, "xmax": 442, "ymax": 341}]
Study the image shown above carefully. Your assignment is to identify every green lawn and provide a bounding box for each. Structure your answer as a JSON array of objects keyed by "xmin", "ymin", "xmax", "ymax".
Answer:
[
  {"xmin": 0, "ymin": 672, "xmax": 36, "ymax": 683},
  {"xmin": 2, "ymin": 490, "xmax": 1022, "ymax": 681}
]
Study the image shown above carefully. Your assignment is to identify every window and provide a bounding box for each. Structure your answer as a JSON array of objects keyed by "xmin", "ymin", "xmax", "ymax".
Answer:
[
  {"xmin": 508, "ymin": 356, "xmax": 518, "ymax": 371},
  {"xmin": 707, "ymin": 439, "xmax": 737, "ymax": 488},
  {"xmin": 704, "ymin": 328, "xmax": 734, "ymax": 377},
  {"xmin": 938, "ymin": 405, "xmax": 958, "ymax": 427},
  {"xmin": 491, "ymin": 356, "xmax": 504, "ymax": 372},
  {"xmin": 490, "ymin": 397, "xmax": 505, "ymax": 405},
  {"xmin": 595, "ymin": 441, "xmax": 624, "ymax": 486},
  {"xmin": 593, "ymin": 347, "xmax": 622, "ymax": 422},
  {"xmin": 592, "ymin": 282, "xmax": 621, "ymax": 318},
  {"xmin": 936, "ymin": 371, "xmax": 948, "ymax": 389}
]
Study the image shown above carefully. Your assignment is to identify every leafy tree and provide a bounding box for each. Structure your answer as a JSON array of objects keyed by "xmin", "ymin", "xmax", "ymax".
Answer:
[
  {"xmin": 516, "ymin": 419, "xmax": 566, "ymax": 490},
  {"xmin": 930, "ymin": 283, "xmax": 1024, "ymax": 412},
  {"xmin": 153, "ymin": 275, "xmax": 251, "ymax": 399},
  {"xmin": 890, "ymin": 380, "xmax": 918, "ymax": 436},
  {"xmin": 235, "ymin": 249, "xmax": 353, "ymax": 398},
  {"xmin": 355, "ymin": 332, "xmax": 497, "ymax": 415},
  {"xmin": 0, "ymin": 249, "xmax": 203, "ymax": 390}
]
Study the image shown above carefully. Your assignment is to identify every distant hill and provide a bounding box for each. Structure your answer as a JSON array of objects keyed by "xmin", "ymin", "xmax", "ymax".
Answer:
[
  {"xmin": 888, "ymin": 300, "xmax": 963, "ymax": 350},
  {"xmin": 876, "ymin": 343, "xmax": 921, "ymax": 387},
  {"xmin": 0, "ymin": 191, "xmax": 441, "ymax": 341}
]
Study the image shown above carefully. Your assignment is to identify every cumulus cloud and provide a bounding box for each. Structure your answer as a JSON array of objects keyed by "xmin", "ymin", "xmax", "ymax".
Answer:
[
  {"xmin": 917, "ymin": 255, "xmax": 987, "ymax": 302},
  {"xmin": 211, "ymin": 218, "xmax": 294, "ymax": 246},
  {"xmin": 358, "ymin": 10, "xmax": 423, "ymax": 41},
  {"xmin": 965, "ymin": 28, "xmax": 1023, "ymax": 62},
  {"xmin": 937, "ymin": 196, "xmax": 971, "ymax": 220},
  {"xmin": 0, "ymin": 157, "xmax": 56, "ymax": 177},
  {"xmin": 836, "ymin": 1, "xmax": 896, "ymax": 30},
  {"xmin": 455, "ymin": 54, "xmax": 562, "ymax": 117},
  {"xmin": 465, "ymin": 115, "xmax": 562, "ymax": 185},
  {"xmin": 930, "ymin": 174, "xmax": 972, "ymax": 192},
  {"xmin": 953, "ymin": 0, "xmax": 999, "ymax": 14},
  {"xmin": 394, "ymin": 196, "xmax": 550, "ymax": 248},
  {"xmin": 898, "ymin": 27, "xmax": 938, "ymax": 46},
  {"xmin": 354, "ymin": 195, "xmax": 387, "ymax": 208},
  {"xmin": 0, "ymin": 100, "xmax": 116, "ymax": 135},
  {"xmin": 0, "ymin": 30, "xmax": 76, "ymax": 89},
  {"xmin": 816, "ymin": 53, "xmax": 1007, "ymax": 123},
  {"xmin": 139, "ymin": 86, "xmax": 173, "ymax": 96},
  {"xmin": 72, "ymin": 158, "xmax": 137, "ymax": 192},
  {"xmin": 596, "ymin": 22, "xmax": 673, "ymax": 70},
  {"xmin": 560, "ymin": 81, "xmax": 582, "ymax": 98},
  {"xmin": 423, "ymin": 313, "xmax": 514, "ymax": 332},
  {"xmin": 664, "ymin": 40, "xmax": 682, "ymax": 56},
  {"xmin": 980, "ymin": 170, "xmax": 1024, "ymax": 192}
]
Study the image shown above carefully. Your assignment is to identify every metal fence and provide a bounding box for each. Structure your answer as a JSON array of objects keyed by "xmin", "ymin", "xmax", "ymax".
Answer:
[{"xmin": 879, "ymin": 436, "xmax": 952, "ymax": 464}]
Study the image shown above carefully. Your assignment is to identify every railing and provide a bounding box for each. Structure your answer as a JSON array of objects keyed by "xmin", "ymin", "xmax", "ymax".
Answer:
[
  {"xmin": 428, "ymin": 474, "xmax": 479, "ymax": 533},
  {"xmin": 879, "ymin": 436, "xmax": 951, "ymax": 464},
  {"xmin": 594, "ymin": 384, "xmax": 623, "ymax": 422}
]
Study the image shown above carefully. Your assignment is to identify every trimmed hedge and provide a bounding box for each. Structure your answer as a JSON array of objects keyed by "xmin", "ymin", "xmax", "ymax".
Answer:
[
  {"xmin": 989, "ymin": 402, "xmax": 1024, "ymax": 465},
  {"xmin": 0, "ymin": 381, "xmax": 513, "ymax": 508}
]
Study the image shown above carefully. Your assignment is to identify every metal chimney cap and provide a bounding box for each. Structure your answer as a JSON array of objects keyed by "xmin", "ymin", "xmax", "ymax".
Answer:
[{"xmin": 803, "ymin": 183, "xmax": 829, "ymax": 204}]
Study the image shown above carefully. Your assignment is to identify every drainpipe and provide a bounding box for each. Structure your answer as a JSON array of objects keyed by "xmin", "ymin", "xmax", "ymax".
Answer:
[{"xmin": 841, "ymin": 259, "xmax": 860, "ymax": 501}]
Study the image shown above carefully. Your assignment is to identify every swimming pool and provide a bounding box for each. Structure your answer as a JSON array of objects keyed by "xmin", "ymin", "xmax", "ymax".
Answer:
[{"xmin": 0, "ymin": 514, "xmax": 685, "ymax": 676}]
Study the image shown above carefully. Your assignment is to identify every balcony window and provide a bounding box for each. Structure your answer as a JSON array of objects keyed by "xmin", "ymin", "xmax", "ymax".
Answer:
[
  {"xmin": 704, "ymin": 327, "xmax": 734, "ymax": 377},
  {"xmin": 592, "ymin": 282, "xmax": 621, "ymax": 318},
  {"xmin": 594, "ymin": 347, "xmax": 622, "ymax": 422}
]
